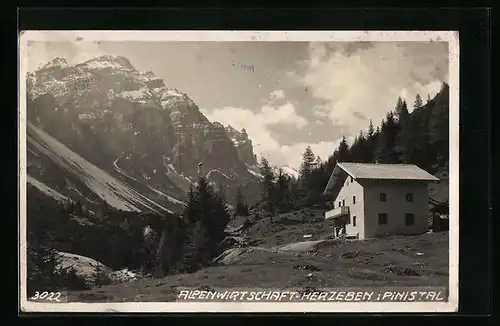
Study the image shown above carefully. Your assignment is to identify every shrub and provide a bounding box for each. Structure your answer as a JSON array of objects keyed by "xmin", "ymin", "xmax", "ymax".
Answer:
[{"xmin": 55, "ymin": 266, "xmax": 91, "ymax": 290}]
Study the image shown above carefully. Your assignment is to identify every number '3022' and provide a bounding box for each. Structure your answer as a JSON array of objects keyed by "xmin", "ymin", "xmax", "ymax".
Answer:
[{"xmin": 30, "ymin": 291, "xmax": 62, "ymax": 302}]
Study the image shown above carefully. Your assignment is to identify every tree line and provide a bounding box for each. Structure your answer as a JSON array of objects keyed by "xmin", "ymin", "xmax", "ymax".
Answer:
[
  {"xmin": 27, "ymin": 175, "xmax": 231, "ymax": 295},
  {"xmin": 234, "ymin": 83, "xmax": 450, "ymax": 216}
]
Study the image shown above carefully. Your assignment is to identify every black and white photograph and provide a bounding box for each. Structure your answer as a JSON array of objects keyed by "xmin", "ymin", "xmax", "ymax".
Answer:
[{"xmin": 19, "ymin": 31, "xmax": 459, "ymax": 313}]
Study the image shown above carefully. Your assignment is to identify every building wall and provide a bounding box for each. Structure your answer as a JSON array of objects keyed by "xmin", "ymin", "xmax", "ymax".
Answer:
[
  {"xmin": 332, "ymin": 175, "xmax": 365, "ymax": 239},
  {"xmin": 362, "ymin": 179, "xmax": 430, "ymax": 238}
]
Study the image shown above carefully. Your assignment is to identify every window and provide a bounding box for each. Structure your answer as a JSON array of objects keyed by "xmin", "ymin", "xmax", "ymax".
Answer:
[
  {"xmin": 380, "ymin": 193, "xmax": 387, "ymax": 202},
  {"xmin": 405, "ymin": 213, "xmax": 415, "ymax": 226},
  {"xmin": 351, "ymin": 176, "xmax": 354, "ymax": 183},
  {"xmin": 353, "ymin": 196, "xmax": 356, "ymax": 204},
  {"xmin": 406, "ymin": 193, "xmax": 413, "ymax": 202},
  {"xmin": 342, "ymin": 199, "xmax": 345, "ymax": 207},
  {"xmin": 378, "ymin": 213, "xmax": 388, "ymax": 225},
  {"xmin": 339, "ymin": 201, "xmax": 341, "ymax": 208},
  {"xmin": 353, "ymin": 216, "xmax": 357, "ymax": 227}
]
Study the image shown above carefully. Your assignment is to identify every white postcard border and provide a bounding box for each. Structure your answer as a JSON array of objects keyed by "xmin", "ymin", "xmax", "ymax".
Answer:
[{"xmin": 18, "ymin": 30, "xmax": 459, "ymax": 313}]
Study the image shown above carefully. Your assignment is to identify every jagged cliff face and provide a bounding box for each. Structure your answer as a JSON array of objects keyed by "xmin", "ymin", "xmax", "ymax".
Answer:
[
  {"xmin": 224, "ymin": 125, "xmax": 258, "ymax": 166},
  {"xmin": 26, "ymin": 55, "xmax": 261, "ymax": 212}
]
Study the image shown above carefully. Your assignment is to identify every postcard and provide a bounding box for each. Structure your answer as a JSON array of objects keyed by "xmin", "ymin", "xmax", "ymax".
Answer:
[{"xmin": 19, "ymin": 30, "xmax": 459, "ymax": 313}]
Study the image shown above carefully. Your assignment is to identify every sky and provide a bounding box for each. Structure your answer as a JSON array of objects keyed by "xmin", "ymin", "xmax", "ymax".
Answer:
[{"xmin": 26, "ymin": 39, "xmax": 449, "ymax": 169}]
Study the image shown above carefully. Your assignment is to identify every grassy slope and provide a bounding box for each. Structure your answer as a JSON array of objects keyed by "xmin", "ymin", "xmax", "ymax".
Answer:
[{"xmin": 66, "ymin": 207, "xmax": 449, "ymax": 302}]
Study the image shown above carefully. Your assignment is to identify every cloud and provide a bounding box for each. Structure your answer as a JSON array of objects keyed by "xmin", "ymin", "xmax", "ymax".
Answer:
[
  {"xmin": 203, "ymin": 91, "xmax": 311, "ymax": 167},
  {"xmin": 270, "ymin": 89, "xmax": 285, "ymax": 100},
  {"xmin": 260, "ymin": 102, "xmax": 308, "ymax": 128},
  {"xmin": 278, "ymin": 140, "xmax": 338, "ymax": 169},
  {"xmin": 275, "ymin": 133, "xmax": 358, "ymax": 169},
  {"xmin": 204, "ymin": 102, "xmax": 307, "ymax": 154},
  {"xmin": 301, "ymin": 42, "xmax": 449, "ymax": 131},
  {"xmin": 204, "ymin": 89, "xmax": 360, "ymax": 169}
]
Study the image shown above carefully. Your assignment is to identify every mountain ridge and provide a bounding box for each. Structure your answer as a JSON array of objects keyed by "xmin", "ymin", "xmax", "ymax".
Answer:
[{"xmin": 26, "ymin": 54, "xmax": 264, "ymax": 212}]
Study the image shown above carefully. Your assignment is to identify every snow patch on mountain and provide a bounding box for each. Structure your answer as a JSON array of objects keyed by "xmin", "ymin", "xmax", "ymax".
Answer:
[
  {"xmin": 149, "ymin": 187, "xmax": 185, "ymax": 206},
  {"xmin": 85, "ymin": 59, "xmax": 127, "ymax": 71},
  {"xmin": 28, "ymin": 54, "xmax": 264, "ymax": 207},
  {"xmin": 27, "ymin": 175, "xmax": 69, "ymax": 204},
  {"xmin": 280, "ymin": 165, "xmax": 299, "ymax": 179},
  {"xmin": 78, "ymin": 113, "xmax": 95, "ymax": 122},
  {"xmin": 163, "ymin": 160, "xmax": 193, "ymax": 193},
  {"xmin": 112, "ymin": 153, "xmax": 186, "ymax": 206},
  {"xmin": 247, "ymin": 169, "xmax": 261, "ymax": 178},
  {"xmin": 245, "ymin": 163, "xmax": 299, "ymax": 180},
  {"xmin": 245, "ymin": 164, "xmax": 262, "ymax": 179},
  {"xmin": 28, "ymin": 121, "xmax": 172, "ymax": 213},
  {"xmin": 40, "ymin": 57, "xmax": 69, "ymax": 70},
  {"xmin": 83, "ymin": 55, "xmax": 136, "ymax": 72},
  {"xmin": 118, "ymin": 87, "xmax": 152, "ymax": 104},
  {"xmin": 30, "ymin": 54, "xmax": 194, "ymax": 114},
  {"xmin": 206, "ymin": 169, "xmax": 231, "ymax": 180},
  {"xmin": 271, "ymin": 165, "xmax": 299, "ymax": 179}
]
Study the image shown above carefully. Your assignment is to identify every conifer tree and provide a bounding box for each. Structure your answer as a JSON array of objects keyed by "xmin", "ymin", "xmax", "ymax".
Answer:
[
  {"xmin": 355, "ymin": 131, "xmax": 369, "ymax": 163},
  {"xmin": 276, "ymin": 168, "xmax": 292, "ymax": 210},
  {"xmin": 258, "ymin": 157, "xmax": 276, "ymax": 215},
  {"xmin": 394, "ymin": 97, "xmax": 404, "ymax": 120},
  {"xmin": 395, "ymin": 97, "xmax": 409, "ymax": 122},
  {"xmin": 309, "ymin": 156, "xmax": 328, "ymax": 196},
  {"xmin": 182, "ymin": 221, "xmax": 209, "ymax": 272},
  {"xmin": 385, "ymin": 112, "xmax": 400, "ymax": 162},
  {"xmin": 400, "ymin": 100, "xmax": 410, "ymax": 122},
  {"xmin": 214, "ymin": 184, "xmax": 230, "ymax": 224},
  {"xmin": 375, "ymin": 112, "xmax": 399, "ymax": 163},
  {"xmin": 192, "ymin": 221, "xmax": 210, "ymax": 265},
  {"xmin": 337, "ymin": 136, "xmax": 350, "ymax": 162},
  {"xmin": 349, "ymin": 135, "xmax": 359, "ymax": 161},
  {"xmin": 27, "ymin": 197, "xmax": 63, "ymax": 293},
  {"xmin": 235, "ymin": 186, "xmax": 249, "ymax": 216},
  {"xmin": 184, "ymin": 183, "xmax": 199, "ymax": 224},
  {"xmin": 216, "ymin": 184, "xmax": 227, "ymax": 208},
  {"xmin": 298, "ymin": 146, "xmax": 316, "ymax": 191},
  {"xmin": 365, "ymin": 119, "xmax": 376, "ymax": 162},
  {"xmin": 428, "ymin": 82, "xmax": 450, "ymax": 166},
  {"xmin": 182, "ymin": 176, "xmax": 230, "ymax": 267},
  {"xmin": 195, "ymin": 176, "xmax": 217, "ymax": 255},
  {"xmin": 288, "ymin": 178, "xmax": 300, "ymax": 208},
  {"xmin": 396, "ymin": 98, "xmax": 416, "ymax": 163},
  {"xmin": 414, "ymin": 94, "xmax": 423, "ymax": 110},
  {"xmin": 367, "ymin": 119, "xmax": 375, "ymax": 139},
  {"xmin": 396, "ymin": 120, "xmax": 415, "ymax": 163},
  {"xmin": 255, "ymin": 83, "xmax": 450, "ymax": 215}
]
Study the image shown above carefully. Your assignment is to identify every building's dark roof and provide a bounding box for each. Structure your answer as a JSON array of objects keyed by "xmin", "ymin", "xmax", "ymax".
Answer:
[
  {"xmin": 324, "ymin": 162, "xmax": 439, "ymax": 194},
  {"xmin": 337, "ymin": 163, "xmax": 440, "ymax": 181}
]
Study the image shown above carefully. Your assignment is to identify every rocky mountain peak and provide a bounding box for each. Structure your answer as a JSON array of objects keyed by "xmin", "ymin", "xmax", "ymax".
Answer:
[
  {"xmin": 26, "ymin": 55, "xmax": 263, "ymax": 211},
  {"xmin": 40, "ymin": 57, "xmax": 69, "ymax": 70},
  {"xmin": 82, "ymin": 55, "xmax": 137, "ymax": 72},
  {"xmin": 223, "ymin": 124, "xmax": 257, "ymax": 165}
]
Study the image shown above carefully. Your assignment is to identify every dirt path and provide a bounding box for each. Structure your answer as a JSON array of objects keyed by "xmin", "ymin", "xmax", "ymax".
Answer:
[{"xmin": 273, "ymin": 240, "xmax": 328, "ymax": 253}]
